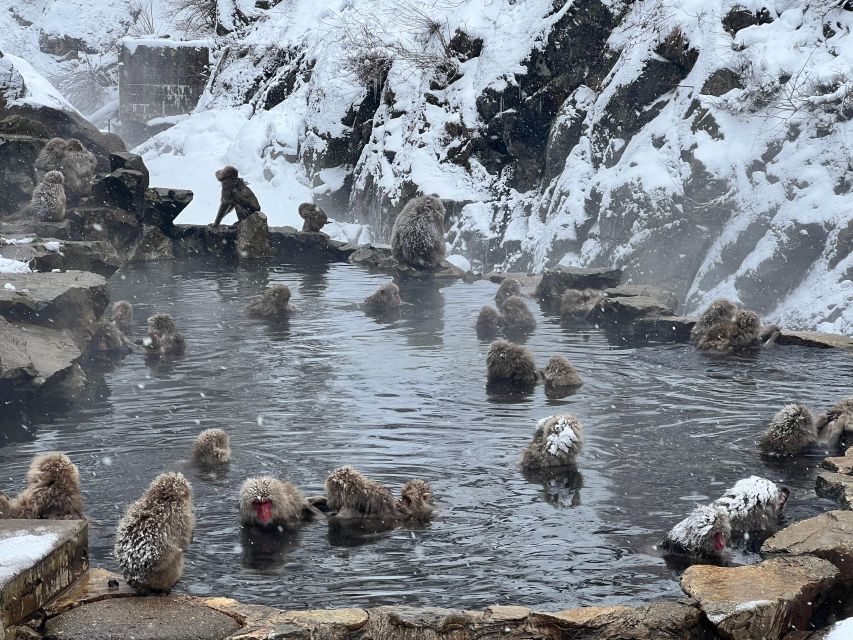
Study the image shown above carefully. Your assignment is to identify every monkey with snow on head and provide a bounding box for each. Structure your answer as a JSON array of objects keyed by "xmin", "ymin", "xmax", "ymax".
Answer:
[
  {"xmin": 476, "ymin": 306, "xmax": 503, "ymax": 340},
  {"xmin": 759, "ymin": 404, "xmax": 819, "ymax": 456},
  {"xmin": 239, "ymin": 476, "xmax": 317, "ymax": 528},
  {"xmin": 246, "ymin": 284, "xmax": 295, "ymax": 319},
  {"xmin": 486, "ymin": 339, "xmax": 538, "ymax": 391},
  {"xmin": 495, "ymin": 278, "xmax": 522, "ymax": 306},
  {"xmin": 500, "ymin": 295, "xmax": 536, "ymax": 337},
  {"xmin": 560, "ymin": 288, "xmax": 602, "ymax": 319},
  {"xmin": 662, "ymin": 504, "xmax": 731, "ymax": 559},
  {"xmin": 690, "ymin": 298, "xmax": 738, "ymax": 351},
  {"xmin": 114, "ymin": 472, "xmax": 195, "ymax": 593},
  {"xmin": 212, "ymin": 165, "xmax": 261, "ymax": 226},
  {"xmin": 364, "ymin": 282, "xmax": 402, "ymax": 315},
  {"xmin": 61, "ymin": 138, "xmax": 97, "ymax": 201},
  {"xmin": 34, "ymin": 137, "xmax": 66, "ymax": 183},
  {"xmin": 111, "ymin": 300, "xmax": 134, "ymax": 336},
  {"xmin": 192, "ymin": 429, "xmax": 231, "ymax": 466},
  {"xmin": 141, "ymin": 313, "xmax": 186, "ymax": 356},
  {"xmin": 521, "ymin": 414, "xmax": 584, "ymax": 473},
  {"xmin": 298, "ymin": 203, "xmax": 329, "ymax": 233},
  {"xmin": 11, "ymin": 453, "xmax": 84, "ymax": 520},
  {"xmin": 31, "ymin": 170, "xmax": 66, "ymax": 222},
  {"xmin": 540, "ymin": 355, "xmax": 583, "ymax": 398},
  {"xmin": 390, "ymin": 196, "xmax": 447, "ymax": 271},
  {"xmin": 712, "ymin": 476, "xmax": 789, "ymax": 535}
]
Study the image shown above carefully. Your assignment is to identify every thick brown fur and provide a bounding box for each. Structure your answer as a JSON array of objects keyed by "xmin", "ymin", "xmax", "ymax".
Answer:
[
  {"xmin": 560, "ymin": 289, "xmax": 601, "ymax": 319},
  {"xmin": 813, "ymin": 397, "xmax": 853, "ymax": 449},
  {"xmin": 143, "ymin": 313, "xmax": 186, "ymax": 356},
  {"xmin": 728, "ymin": 309, "xmax": 762, "ymax": 349},
  {"xmin": 213, "ymin": 165, "xmax": 261, "ymax": 225},
  {"xmin": 34, "ymin": 138, "xmax": 66, "ymax": 182},
  {"xmin": 325, "ymin": 466, "xmax": 397, "ymax": 519},
  {"xmin": 476, "ymin": 306, "xmax": 503, "ymax": 339},
  {"xmin": 88, "ymin": 322, "xmax": 132, "ymax": 359},
  {"xmin": 0, "ymin": 492, "xmax": 14, "ymax": 518},
  {"xmin": 390, "ymin": 196, "xmax": 446, "ymax": 271},
  {"xmin": 495, "ymin": 278, "xmax": 522, "ymax": 306},
  {"xmin": 298, "ymin": 203, "xmax": 329, "ymax": 232},
  {"xmin": 61, "ymin": 139, "xmax": 97, "ymax": 201},
  {"xmin": 191, "ymin": 428, "xmax": 231, "ymax": 466},
  {"xmin": 395, "ymin": 479, "xmax": 435, "ymax": 520},
  {"xmin": 114, "ymin": 472, "xmax": 194, "ymax": 593},
  {"xmin": 499, "ymin": 295, "xmax": 536, "ymax": 335},
  {"xmin": 486, "ymin": 339, "xmax": 537, "ymax": 388},
  {"xmin": 758, "ymin": 403, "xmax": 817, "ymax": 456},
  {"xmin": 11, "ymin": 453, "xmax": 84, "ymax": 520},
  {"xmin": 691, "ymin": 298, "xmax": 738, "ymax": 351},
  {"xmin": 662, "ymin": 504, "xmax": 732, "ymax": 558},
  {"xmin": 521, "ymin": 414, "xmax": 584, "ymax": 472},
  {"xmin": 239, "ymin": 476, "xmax": 305, "ymax": 528},
  {"xmin": 246, "ymin": 284, "xmax": 295, "ymax": 318},
  {"xmin": 111, "ymin": 300, "xmax": 134, "ymax": 335},
  {"xmin": 540, "ymin": 355, "xmax": 583, "ymax": 397},
  {"xmin": 31, "ymin": 170, "xmax": 66, "ymax": 222},
  {"xmin": 364, "ymin": 282, "xmax": 402, "ymax": 314}
]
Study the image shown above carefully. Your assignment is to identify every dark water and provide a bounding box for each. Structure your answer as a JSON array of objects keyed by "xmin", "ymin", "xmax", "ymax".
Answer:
[{"xmin": 1, "ymin": 258, "xmax": 851, "ymax": 609}]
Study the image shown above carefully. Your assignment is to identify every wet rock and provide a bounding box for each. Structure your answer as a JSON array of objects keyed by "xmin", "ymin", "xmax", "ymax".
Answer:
[
  {"xmin": 633, "ymin": 315, "xmax": 696, "ymax": 343},
  {"xmin": 776, "ymin": 331, "xmax": 853, "ymax": 353},
  {"xmin": 0, "ymin": 135, "xmax": 42, "ymax": 213},
  {"xmin": 142, "ymin": 188, "xmax": 193, "ymax": 228},
  {"xmin": 534, "ymin": 266, "xmax": 623, "ymax": 304},
  {"xmin": 0, "ymin": 520, "xmax": 88, "ymax": 630},
  {"xmin": 816, "ymin": 472, "xmax": 853, "ymax": 509},
  {"xmin": 0, "ymin": 270, "xmax": 109, "ymax": 327},
  {"xmin": 681, "ymin": 556, "xmax": 838, "ymax": 640},
  {"xmin": 0, "ymin": 239, "xmax": 121, "ymax": 278},
  {"xmin": 130, "ymin": 227, "xmax": 175, "ymax": 262},
  {"xmin": 822, "ymin": 448, "xmax": 853, "ymax": 475},
  {"xmin": 173, "ymin": 224, "xmax": 235, "ymax": 260},
  {"xmin": 532, "ymin": 602, "xmax": 709, "ymax": 639},
  {"xmin": 67, "ymin": 205, "xmax": 142, "ymax": 253},
  {"xmin": 109, "ymin": 152, "xmax": 149, "ymax": 187},
  {"xmin": 43, "ymin": 597, "xmax": 241, "ymax": 640},
  {"xmin": 90, "ymin": 169, "xmax": 147, "ymax": 216},
  {"xmin": 346, "ymin": 243, "xmax": 398, "ymax": 270},
  {"xmin": 589, "ymin": 295, "xmax": 676, "ymax": 327},
  {"xmin": 762, "ymin": 511, "xmax": 853, "ymax": 581},
  {"xmin": 605, "ymin": 285, "xmax": 680, "ymax": 312},
  {"xmin": 236, "ymin": 212, "xmax": 273, "ymax": 258},
  {"xmin": 44, "ymin": 569, "xmax": 136, "ymax": 617}
]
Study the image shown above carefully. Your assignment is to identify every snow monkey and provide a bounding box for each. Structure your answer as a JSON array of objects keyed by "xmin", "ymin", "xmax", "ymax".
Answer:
[
  {"xmin": 114, "ymin": 472, "xmax": 195, "ymax": 593},
  {"xmin": 363, "ymin": 282, "xmax": 402, "ymax": 314},
  {"xmin": 815, "ymin": 397, "xmax": 853, "ymax": 446},
  {"xmin": 476, "ymin": 306, "xmax": 503, "ymax": 340},
  {"xmin": 246, "ymin": 284, "xmax": 295, "ymax": 318},
  {"xmin": 0, "ymin": 492, "xmax": 13, "ymax": 518},
  {"xmin": 61, "ymin": 138, "xmax": 97, "ymax": 201},
  {"xmin": 390, "ymin": 195, "xmax": 447, "ymax": 271},
  {"xmin": 212, "ymin": 165, "xmax": 261, "ymax": 226},
  {"xmin": 662, "ymin": 504, "xmax": 732, "ymax": 558},
  {"xmin": 521, "ymin": 414, "xmax": 584, "ymax": 473},
  {"xmin": 760, "ymin": 402, "xmax": 845, "ymax": 456},
  {"xmin": 111, "ymin": 300, "xmax": 134, "ymax": 336},
  {"xmin": 540, "ymin": 355, "xmax": 583, "ymax": 397},
  {"xmin": 495, "ymin": 278, "xmax": 522, "ymax": 306},
  {"xmin": 88, "ymin": 322, "xmax": 132, "ymax": 360},
  {"xmin": 499, "ymin": 295, "xmax": 536, "ymax": 337},
  {"xmin": 395, "ymin": 479, "xmax": 435, "ymax": 520},
  {"xmin": 712, "ymin": 476, "xmax": 789, "ymax": 534},
  {"xmin": 298, "ymin": 203, "xmax": 329, "ymax": 233},
  {"xmin": 142, "ymin": 313, "xmax": 186, "ymax": 356},
  {"xmin": 191, "ymin": 428, "xmax": 231, "ymax": 466},
  {"xmin": 690, "ymin": 298, "xmax": 738, "ymax": 351},
  {"xmin": 559, "ymin": 288, "xmax": 602, "ymax": 319},
  {"xmin": 486, "ymin": 339, "xmax": 538, "ymax": 390},
  {"xmin": 239, "ymin": 476, "xmax": 312, "ymax": 528},
  {"xmin": 34, "ymin": 137, "xmax": 66, "ymax": 182},
  {"xmin": 324, "ymin": 465, "xmax": 434, "ymax": 521},
  {"xmin": 10, "ymin": 453, "xmax": 84, "ymax": 520},
  {"xmin": 31, "ymin": 170, "xmax": 66, "ymax": 222}
]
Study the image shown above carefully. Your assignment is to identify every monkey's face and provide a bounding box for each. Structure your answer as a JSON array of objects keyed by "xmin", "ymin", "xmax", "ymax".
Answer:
[
  {"xmin": 216, "ymin": 166, "xmax": 238, "ymax": 182},
  {"xmin": 114, "ymin": 303, "xmax": 132, "ymax": 322},
  {"xmin": 66, "ymin": 139, "xmax": 84, "ymax": 152},
  {"xmin": 397, "ymin": 480, "xmax": 433, "ymax": 516},
  {"xmin": 736, "ymin": 311, "xmax": 760, "ymax": 333},
  {"xmin": 148, "ymin": 314, "xmax": 176, "ymax": 335},
  {"xmin": 383, "ymin": 285, "xmax": 401, "ymax": 307}
]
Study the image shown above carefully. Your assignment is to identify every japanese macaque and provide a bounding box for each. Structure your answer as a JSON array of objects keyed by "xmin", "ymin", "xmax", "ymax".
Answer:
[
  {"xmin": 141, "ymin": 313, "xmax": 186, "ymax": 356},
  {"xmin": 325, "ymin": 465, "xmax": 397, "ymax": 519},
  {"xmin": 712, "ymin": 476, "xmax": 789, "ymax": 533},
  {"xmin": 394, "ymin": 479, "xmax": 435, "ymax": 520},
  {"xmin": 560, "ymin": 289, "xmax": 602, "ymax": 319},
  {"xmin": 486, "ymin": 339, "xmax": 538, "ymax": 390},
  {"xmin": 476, "ymin": 306, "xmax": 503, "ymax": 340},
  {"xmin": 662, "ymin": 504, "xmax": 732, "ymax": 558},
  {"xmin": 499, "ymin": 296, "xmax": 536, "ymax": 336},
  {"xmin": 759, "ymin": 404, "xmax": 819, "ymax": 456},
  {"xmin": 114, "ymin": 472, "xmax": 195, "ymax": 594},
  {"xmin": 815, "ymin": 397, "xmax": 853, "ymax": 446},
  {"xmin": 191, "ymin": 428, "xmax": 231, "ymax": 466},
  {"xmin": 521, "ymin": 414, "xmax": 584, "ymax": 473},
  {"xmin": 390, "ymin": 196, "xmax": 447, "ymax": 271},
  {"xmin": 10, "ymin": 453, "xmax": 84, "ymax": 520},
  {"xmin": 246, "ymin": 284, "xmax": 295, "ymax": 318},
  {"xmin": 239, "ymin": 476, "xmax": 309, "ymax": 528},
  {"xmin": 31, "ymin": 170, "xmax": 66, "ymax": 222},
  {"xmin": 111, "ymin": 300, "xmax": 134, "ymax": 336},
  {"xmin": 34, "ymin": 137, "xmax": 66, "ymax": 182},
  {"xmin": 88, "ymin": 322, "xmax": 132, "ymax": 360},
  {"xmin": 540, "ymin": 355, "xmax": 583, "ymax": 397},
  {"xmin": 61, "ymin": 139, "xmax": 97, "ymax": 201},
  {"xmin": 364, "ymin": 282, "xmax": 402, "ymax": 314},
  {"xmin": 212, "ymin": 165, "xmax": 261, "ymax": 226},
  {"xmin": 690, "ymin": 298, "xmax": 738, "ymax": 351},
  {"xmin": 298, "ymin": 203, "xmax": 329, "ymax": 233},
  {"xmin": 728, "ymin": 309, "xmax": 762, "ymax": 349},
  {"xmin": 495, "ymin": 278, "xmax": 522, "ymax": 306}
]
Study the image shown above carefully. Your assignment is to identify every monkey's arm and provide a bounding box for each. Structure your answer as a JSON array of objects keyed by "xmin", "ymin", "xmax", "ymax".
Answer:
[
  {"xmin": 816, "ymin": 413, "xmax": 845, "ymax": 449},
  {"xmin": 760, "ymin": 324, "xmax": 781, "ymax": 347},
  {"xmin": 212, "ymin": 192, "xmax": 234, "ymax": 226}
]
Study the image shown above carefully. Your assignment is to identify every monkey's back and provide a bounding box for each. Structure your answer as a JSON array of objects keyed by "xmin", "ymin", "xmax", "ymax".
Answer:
[
  {"xmin": 61, "ymin": 149, "xmax": 96, "ymax": 197},
  {"xmin": 390, "ymin": 197, "xmax": 446, "ymax": 270},
  {"xmin": 31, "ymin": 181, "xmax": 66, "ymax": 221}
]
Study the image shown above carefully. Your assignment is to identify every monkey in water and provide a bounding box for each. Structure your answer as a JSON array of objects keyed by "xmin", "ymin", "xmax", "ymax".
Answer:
[
  {"xmin": 559, "ymin": 289, "xmax": 602, "ymax": 319},
  {"xmin": 298, "ymin": 203, "xmax": 328, "ymax": 233},
  {"xmin": 111, "ymin": 300, "xmax": 134, "ymax": 336},
  {"xmin": 191, "ymin": 429, "xmax": 231, "ymax": 466},
  {"xmin": 88, "ymin": 322, "xmax": 132, "ymax": 360},
  {"xmin": 662, "ymin": 504, "xmax": 732, "ymax": 559},
  {"xmin": 540, "ymin": 355, "xmax": 583, "ymax": 397},
  {"xmin": 521, "ymin": 414, "xmax": 584, "ymax": 473},
  {"xmin": 495, "ymin": 278, "xmax": 522, "ymax": 306},
  {"xmin": 364, "ymin": 282, "xmax": 402, "ymax": 315},
  {"xmin": 712, "ymin": 476, "xmax": 789, "ymax": 535},
  {"xmin": 246, "ymin": 284, "xmax": 295, "ymax": 319},
  {"xmin": 34, "ymin": 137, "xmax": 66, "ymax": 183},
  {"xmin": 395, "ymin": 479, "xmax": 435, "ymax": 520},
  {"xmin": 324, "ymin": 465, "xmax": 434, "ymax": 521},
  {"xmin": 390, "ymin": 196, "xmax": 446, "ymax": 271},
  {"xmin": 114, "ymin": 472, "xmax": 195, "ymax": 593},
  {"xmin": 476, "ymin": 306, "xmax": 503, "ymax": 340},
  {"xmin": 486, "ymin": 339, "xmax": 538, "ymax": 390},
  {"xmin": 8, "ymin": 453, "xmax": 84, "ymax": 520},
  {"xmin": 31, "ymin": 170, "xmax": 66, "ymax": 222},
  {"xmin": 499, "ymin": 295, "xmax": 536, "ymax": 337},
  {"xmin": 61, "ymin": 139, "xmax": 97, "ymax": 201},
  {"xmin": 690, "ymin": 298, "xmax": 738, "ymax": 351},
  {"xmin": 239, "ymin": 476, "xmax": 319, "ymax": 528},
  {"xmin": 760, "ymin": 402, "xmax": 845, "ymax": 456},
  {"xmin": 815, "ymin": 397, "xmax": 853, "ymax": 446},
  {"xmin": 212, "ymin": 166, "xmax": 261, "ymax": 226},
  {"xmin": 141, "ymin": 313, "xmax": 186, "ymax": 356}
]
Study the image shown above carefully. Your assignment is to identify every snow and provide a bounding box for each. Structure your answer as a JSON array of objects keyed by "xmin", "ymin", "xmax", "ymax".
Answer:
[
  {"xmin": 43, "ymin": 241, "xmax": 62, "ymax": 253},
  {"xmin": 446, "ymin": 254, "xmax": 471, "ymax": 272},
  {"xmin": 827, "ymin": 618, "xmax": 853, "ymax": 640},
  {"xmin": 0, "ymin": 531, "xmax": 59, "ymax": 581},
  {"xmin": 0, "ymin": 258, "xmax": 31, "ymax": 274},
  {"xmin": 1, "ymin": 238, "xmax": 34, "ymax": 245},
  {"xmin": 122, "ymin": 37, "xmax": 213, "ymax": 55},
  {"xmin": 1, "ymin": 53, "xmax": 77, "ymax": 112}
]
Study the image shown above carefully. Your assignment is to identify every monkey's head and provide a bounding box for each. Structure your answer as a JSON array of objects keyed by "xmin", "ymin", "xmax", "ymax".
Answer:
[
  {"xmin": 544, "ymin": 355, "xmax": 570, "ymax": 375},
  {"xmin": 498, "ymin": 278, "xmax": 522, "ymax": 299},
  {"xmin": 298, "ymin": 203, "xmax": 315, "ymax": 218},
  {"xmin": 500, "ymin": 296, "xmax": 528, "ymax": 316},
  {"xmin": 377, "ymin": 283, "xmax": 401, "ymax": 307},
  {"xmin": 65, "ymin": 139, "xmax": 85, "ymax": 152},
  {"xmin": 774, "ymin": 403, "xmax": 815, "ymax": 435},
  {"xmin": 194, "ymin": 428, "xmax": 231, "ymax": 465},
  {"xmin": 148, "ymin": 472, "xmax": 192, "ymax": 505},
  {"xmin": 325, "ymin": 465, "xmax": 369, "ymax": 510},
  {"xmin": 239, "ymin": 476, "xmax": 281, "ymax": 526},
  {"xmin": 42, "ymin": 138, "xmax": 67, "ymax": 155},
  {"xmin": 706, "ymin": 298, "xmax": 738, "ymax": 324},
  {"xmin": 686, "ymin": 505, "xmax": 731, "ymax": 556},
  {"xmin": 396, "ymin": 479, "xmax": 434, "ymax": 517},
  {"xmin": 92, "ymin": 323, "xmax": 123, "ymax": 352},
  {"xmin": 735, "ymin": 309, "xmax": 760, "ymax": 334},
  {"xmin": 43, "ymin": 170, "xmax": 64, "ymax": 185},
  {"xmin": 537, "ymin": 414, "xmax": 583, "ymax": 457},
  {"xmin": 148, "ymin": 313, "xmax": 177, "ymax": 335},
  {"xmin": 264, "ymin": 284, "xmax": 292, "ymax": 309},
  {"xmin": 777, "ymin": 486, "xmax": 791, "ymax": 512},
  {"xmin": 27, "ymin": 453, "xmax": 80, "ymax": 489},
  {"xmin": 215, "ymin": 165, "xmax": 238, "ymax": 182},
  {"xmin": 113, "ymin": 300, "xmax": 133, "ymax": 323}
]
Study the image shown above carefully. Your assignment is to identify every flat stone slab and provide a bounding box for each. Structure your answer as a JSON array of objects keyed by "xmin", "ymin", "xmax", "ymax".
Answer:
[
  {"xmin": 0, "ymin": 520, "xmax": 88, "ymax": 628},
  {"xmin": 633, "ymin": 315, "xmax": 695, "ymax": 342},
  {"xmin": 823, "ymin": 448, "xmax": 853, "ymax": 475},
  {"xmin": 1, "ymin": 240, "xmax": 121, "ymax": 278},
  {"xmin": 762, "ymin": 511, "xmax": 853, "ymax": 580},
  {"xmin": 816, "ymin": 471, "xmax": 853, "ymax": 509},
  {"xmin": 44, "ymin": 597, "xmax": 241, "ymax": 640},
  {"xmin": 776, "ymin": 331, "xmax": 853, "ymax": 352},
  {"xmin": 0, "ymin": 270, "xmax": 109, "ymax": 327},
  {"xmin": 534, "ymin": 266, "xmax": 623, "ymax": 303},
  {"xmin": 44, "ymin": 569, "xmax": 137, "ymax": 617},
  {"xmin": 532, "ymin": 602, "xmax": 705, "ymax": 639},
  {"xmin": 590, "ymin": 295, "xmax": 676, "ymax": 326},
  {"xmin": 346, "ymin": 243, "xmax": 466, "ymax": 280},
  {"xmin": 605, "ymin": 285, "xmax": 679, "ymax": 312},
  {"xmin": 680, "ymin": 556, "xmax": 838, "ymax": 640}
]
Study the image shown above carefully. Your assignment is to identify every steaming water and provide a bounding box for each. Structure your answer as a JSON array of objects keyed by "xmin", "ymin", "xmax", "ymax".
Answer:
[{"xmin": 1, "ymin": 258, "xmax": 851, "ymax": 609}]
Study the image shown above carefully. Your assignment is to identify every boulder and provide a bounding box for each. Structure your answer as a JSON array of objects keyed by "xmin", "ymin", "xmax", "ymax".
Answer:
[
  {"xmin": 235, "ymin": 212, "xmax": 273, "ymax": 258},
  {"xmin": 0, "ymin": 135, "xmax": 42, "ymax": 213},
  {"xmin": 762, "ymin": 511, "xmax": 853, "ymax": 581},
  {"xmin": 346, "ymin": 243, "xmax": 398, "ymax": 270},
  {"xmin": 173, "ymin": 224, "xmax": 235, "ymax": 260},
  {"xmin": 109, "ymin": 152, "xmax": 149, "ymax": 186},
  {"xmin": 776, "ymin": 331, "xmax": 853, "ymax": 352},
  {"xmin": 142, "ymin": 187, "xmax": 193, "ymax": 228},
  {"xmin": 534, "ymin": 266, "xmax": 623, "ymax": 304},
  {"xmin": 267, "ymin": 226, "xmax": 357, "ymax": 262},
  {"xmin": 816, "ymin": 472, "xmax": 853, "ymax": 509},
  {"xmin": 822, "ymin": 448, "xmax": 853, "ymax": 475},
  {"xmin": 67, "ymin": 205, "xmax": 142, "ymax": 253},
  {"xmin": 680, "ymin": 556, "xmax": 838, "ymax": 640},
  {"xmin": 605, "ymin": 284, "xmax": 680, "ymax": 312},
  {"xmin": 90, "ymin": 169, "xmax": 147, "ymax": 215},
  {"xmin": 0, "ymin": 270, "xmax": 109, "ymax": 327},
  {"xmin": 0, "ymin": 239, "xmax": 121, "ymax": 278},
  {"xmin": 130, "ymin": 227, "xmax": 175, "ymax": 262},
  {"xmin": 530, "ymin": 602, "xmax": 709, "ymax": 639},
  {"xmin": 633, "ymin": 315, "xmax": 696, "ymax": 343},
  {"xmin": 0, "ymin": 115, "xmax": 51, "ymax": 138},
  {"xmin": 589, "ymin": 295, "xmax": 676, "ymax": 326}
]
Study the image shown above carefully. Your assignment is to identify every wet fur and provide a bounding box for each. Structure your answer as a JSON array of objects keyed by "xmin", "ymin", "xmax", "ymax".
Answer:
[
  {"xmin": 325, "ymin": 466, "xmax": 397, "ymax": 519},
  {"xmin": 88, "ymin": 322, "xmax": 132, "ymax": 359},
  {"xmin": 476, "ymin": 306, "xmax": 503, "ymax": 339},
  {"xmin": 143, "ymin": 313, "xmax": 186, "ymax": 356},
  {"xmin": 814, "ymin": 397, "xmax": 853, "ymax": 448},
  {"xmin": 499, "ymin": 296, "xmax": 536, "ymax": 336},
  {"xmin": 712, "ymin": 476, "xmax": 788, "ymax": 533},
  {"xmin": 662, "ymin": 504, "xmax": 731, "ymax": 558},
  {"xmin": 390, "ymin": 196, "xmax": 446, "ymax": 271},
  {"xmin": 540, "ymin": 356, "xmax": 583, "ymax": 396},
  {"xmin": 559, "ymin": 289, "xmax": 601, "ymax": 319},
  {"xmin": 239, "ymin": 476, "xmax": 305, "ymax": 527},
  {"xmin": 10, "ymin": 453, "xmax": 84, "ymax": 520},
  {"xmin": 61, "ymin": 139, "xmax": 96, "ymax": 200},
  {"xmin": 495, "ymin": 278, "xmax": 522, "ymax": 306},
  {"xmin": 111, "ymin": 300, "xmax": 134, "ymax": 335},
  {"xmin": 214, "ymin": 166, "xmax": 261, "ymax": 224},
  {"xmin": 246, "ymin": 285, "xmax": 295, "ymax": 318},
  {"xmin": 690, "ymin": 299, "xmax": 738, "ymax": 351},
  {"xmin": 395, "ymin": 479, "xmax": 435, "ymax": 520},
  {"xmin": 520, "ymin": 414, "xmax": 584, "ymax": 472},
  {"xmin": 34, "ymin": 138, "xmax": 66, "ymax": 182},
  {"xmin": 31, "ymin": 170, "xmax": 66, "ymax": 222},
  {"xmin": 759, "ymin": 404, "xmax": 817, "ymax": 456},
  {"xmin": 191, "ymin": 429, "xmax": 231, "ymax": 466},
  {"xmin": 486, "ymin": 339, "xmax": 537, "ymax": 388},
  {"xmin": 364, "ymin": 283, "xmax": 402, "ymax": 314},
  {"xmin": 298, "ymin": 203, "xmax": 328, "ymax": 232}
]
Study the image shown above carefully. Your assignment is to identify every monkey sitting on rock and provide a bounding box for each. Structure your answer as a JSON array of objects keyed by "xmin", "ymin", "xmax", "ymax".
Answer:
[
  {"xmin": 521, "ymin": 414, "xmax": 584, "ymax": 473},
  {"xmin": 114, "ymin": 472, "xmax": 195, "ymax": 594},
  {"xmin": 140, "ymin": 313, "xmax": 186, "ymax": 356},
  {"xmin": 691, "ymin": 298, "xmax": 779, "ymax": 352},
  {"xmin": 192, "ymin": 429, "xmax": 231, "ymax": 466},
  {"xmin": 31, "ymin": 170, "xmax": 66, "ymax": 222},
  {"xmin": 662, "ymin": 504, "xmax": 731, "ymax": 559},
  {"xmin": 35, "ymin": 137, "xmax": 66, "ymax": 183},
  {"xmin": 390, "ymin": 195, "xmax": 447, "ymax": 271},
  {"xmin": 759, "ymin": 402, "xmax": 845, "ymax": 456},
  {"xmin": 239, "ymin": 476, "xmax": 319, "ymax": 528},
  {"xmin": 363, "ymin": 282, "xmax": 402, "ymax": 315},
  {"xmin": 61, "ymin": 138, "xmax": 97, "ymax": 201},
  {"xmin": 1, "ymin": 453, "xmax": 84, "ymax": 520},
  {"xmin": 212, "ymin": 166, "xmax": 261, "ymax": 226},
  {"xmin": 298, "ymin": 203, "xmax": 329, "ymax": 233},
  {"xmin": 246, "ymin": 284, "xmax": 296, "ymax": 319}
]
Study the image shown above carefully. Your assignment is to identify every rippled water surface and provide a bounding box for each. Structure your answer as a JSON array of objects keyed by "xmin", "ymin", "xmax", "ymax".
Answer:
[{"xmin": 1, "ymin": 258, "xmax": 852, "ymax": 609}]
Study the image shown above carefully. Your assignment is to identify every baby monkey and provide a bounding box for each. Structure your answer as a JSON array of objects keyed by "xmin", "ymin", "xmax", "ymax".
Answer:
[
  {"xmin": 364, "ymin": 282, "xmax": 402, "ymax": 315},
  {"xmin": 191, "ymin": 429, "xmax": 231, "ymax": 466},
  {"xmin": 141, "ymin": 313, "xmax": 186, "ymax": 356}
]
